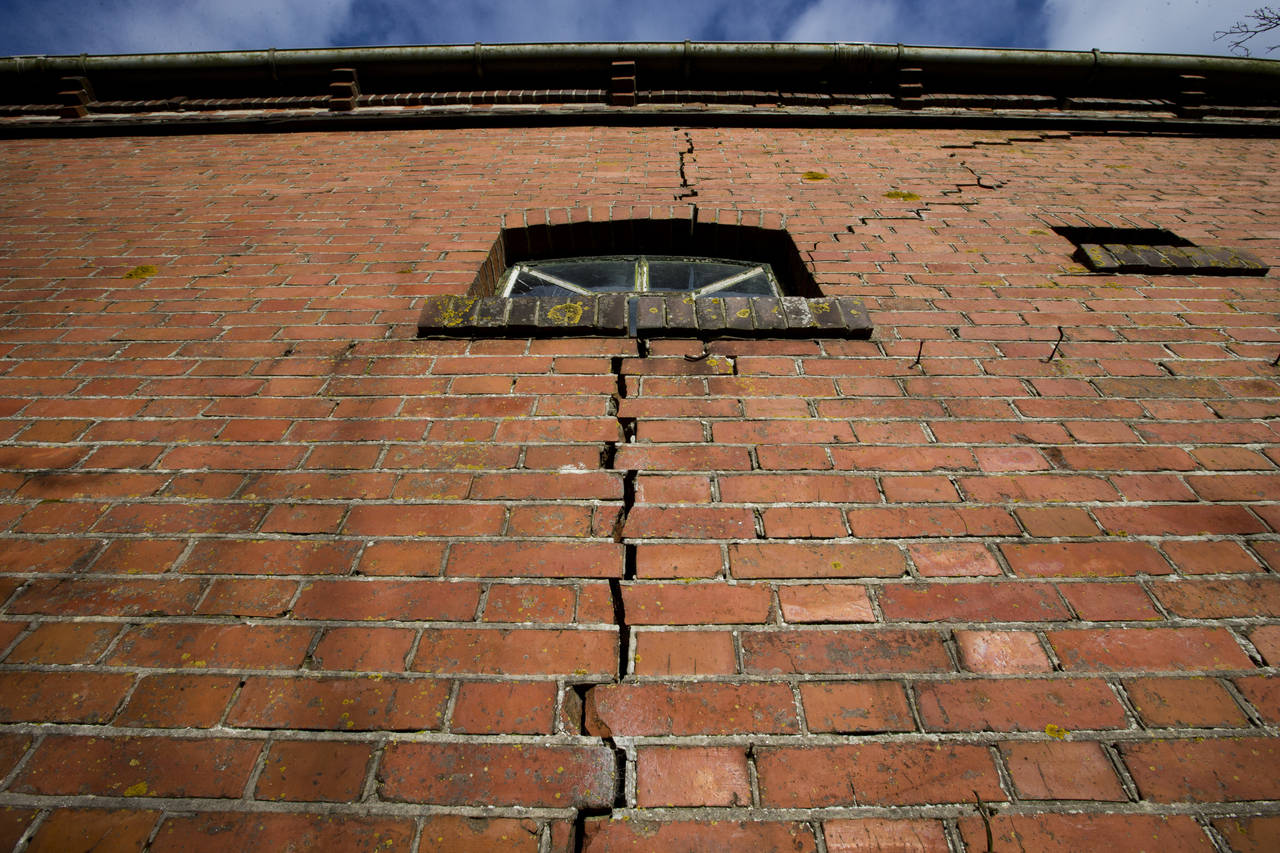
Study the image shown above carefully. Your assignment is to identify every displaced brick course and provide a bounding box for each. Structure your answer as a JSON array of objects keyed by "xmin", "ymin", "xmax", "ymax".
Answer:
[{"xmin": 0, "ymin": 120, "xmax": 1277, "ymax": 851}]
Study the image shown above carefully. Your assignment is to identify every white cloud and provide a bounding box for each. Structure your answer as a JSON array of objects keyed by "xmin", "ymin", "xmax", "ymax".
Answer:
[
  {"xmin": 782, "ymin": 0, "xmax": 1041, "ymax": 49},
  {"xmin": 784, "ymin": 0, "xmax": 901, "ymax": 42},
  {"xmin": 1044, "ymin": 0, "xmax": 1273, "ymax": 56}
]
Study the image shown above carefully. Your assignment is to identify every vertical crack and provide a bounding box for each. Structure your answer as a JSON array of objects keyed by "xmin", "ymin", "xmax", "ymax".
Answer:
[
  {"xmin": 675, "ymin": 129, "xmax": 697, "ymax": 200},
  {"xmin": 573, "ymin": 350, "xmax": 640, "ymax": 848}
]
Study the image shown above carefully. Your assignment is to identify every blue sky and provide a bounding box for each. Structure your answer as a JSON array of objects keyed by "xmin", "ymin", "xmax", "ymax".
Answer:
[{"xmin": 0, "ymin": 0, "xmax": 1270, "ymax": 57}]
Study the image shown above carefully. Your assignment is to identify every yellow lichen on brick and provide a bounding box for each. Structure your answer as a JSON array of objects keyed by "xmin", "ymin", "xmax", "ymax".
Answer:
[{"xmin": 546, "ymin": 302, "xmax": 585, "ymax": 325}]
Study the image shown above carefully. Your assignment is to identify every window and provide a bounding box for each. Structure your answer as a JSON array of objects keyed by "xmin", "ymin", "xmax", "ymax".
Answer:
[
  {"xmin": 416, "ymin": 212, "xmax": 872, "ymax": 339},
  {"xmin": 501, "ymin": 255, "xmax": 780, "ymax": 298}
]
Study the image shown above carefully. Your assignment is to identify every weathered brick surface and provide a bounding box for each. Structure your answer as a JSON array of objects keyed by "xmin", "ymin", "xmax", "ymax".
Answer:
[{"xmin": 0, "ymin": 120, "xmax": 1277, "ymax": 843}]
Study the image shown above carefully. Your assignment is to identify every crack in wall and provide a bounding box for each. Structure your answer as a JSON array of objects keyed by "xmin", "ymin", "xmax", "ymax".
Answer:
[
  {"xmin": 573, "ymin": 352, "xmax": 640, "ymax": 847},
  {"xmin": 675, "ymin": 129, "xmax": 698, "ymax": 200}
]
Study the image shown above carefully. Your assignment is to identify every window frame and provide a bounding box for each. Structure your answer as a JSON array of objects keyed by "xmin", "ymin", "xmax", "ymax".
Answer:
[{"xmin": 497, "ymin": 254, "xmax": 782, "ymax": 299}]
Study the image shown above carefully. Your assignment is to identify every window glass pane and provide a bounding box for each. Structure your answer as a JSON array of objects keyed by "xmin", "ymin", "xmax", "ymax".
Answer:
[
  {"xmin": 712, "ymin": 270, "xmax": 774, "ymax": 296},
  {"xmin": 648, "ymin": 260, "xmax": 756, "ymax": 292},
  {"xmin": 533, "ymin": 260, "xmax": 636, "ymax": 291},
  {"xmin": 508, "ymin": 271, "xmax": 572, "ymax": 297}
]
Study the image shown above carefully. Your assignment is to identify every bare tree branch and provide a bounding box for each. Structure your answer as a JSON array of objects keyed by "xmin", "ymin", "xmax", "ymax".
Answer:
[{"xmin": 1215, "ymin": 6, "xmax": 1280, "ymax": 56}]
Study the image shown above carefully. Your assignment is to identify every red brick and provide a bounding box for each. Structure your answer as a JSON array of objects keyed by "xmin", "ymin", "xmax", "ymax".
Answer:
[
  {"xmin": 260, "ymin": 502, "xmax": 345, "ymax": 533},
  {"xmin": 5, "ymin": 620, "xmax": 119, "ymax": 664},
  {"xmin": 1001, "ymin": 741, "xmax": 1127, "ymax": 800},
  {"xmin": 1163, "ymin": 540, "xmax": 1263, "ymax": 574},
  {"xmin": 622, "ymin": 505, "xmax": 755, "ymax": 539},
  {"xmin": 1016, "ymin": 506, "xmax": 1100, "ymax": 536},
  {"xmin": 587, "ymin": 682, "xmax": 798, "ymax": 736},
  {"xmin": 0, "ymin": 671, "xmax": 133, "ymax": 723},
  {"xmin": 149, "ymin": 813, "xmax": 414, "ymax": 853},
  {"xmin": 1058, "ymin": 445, "xmax": 1196, "ymax": 471},
  {"xmin": 1213, "ymin": 816, "xmax": 1280, "ymax": 853},
  {"xmin": 636, "ymin": 747, "xmax": 751, "ymax": 807},
  {"xmin": 1121, "ymin": 737, "xmax": 1280, "ymax": 802},
  {"xmin": 12, "ymin": 735, "xmax": 261, "ymax": 798},
  {"xmin": 292, "ymin": 578, "xmax": 480, "ymax": 621},
  {"xmin": 0, "ymin": 808, "xmax": 35, "ymax": 852},
  {"xmin": 635, "ymin": 543, "xmax": 722, "ymax": 578},
  {"xmin": 918, "ymin": 677, "xmax": 1127, "ymax": 733},
  {"xmin": 1001, "ymin": 542, "xmax": 1171, "ymax": 577},
  {"xmin": 9, "ymin": 577, "xmax": 203, "ymax": 616},
  {"xmin": 448, "ymin": 541, "xmax": 623, "ymax": 578},
  {"xmin": 0, "ymin": 733, "xmax": 32, "ymax": 779},
  {"xmin": 879, "ymin": 581, "xmax": 1070, "ymax": 622},
  {"xmin": 718, "ymin": 473, "xmax": 879, "ymax": 503},
  {"xmin": 379, "ymin": 742, "xmax": 616, "ymax": 807},
  {"xmin": 908, "ymin": 542, "xmax": 1002, "ymax": 577},
  {"xmin": 759, "ymin": 444, "xmax": 834, "ymax": 470},
  {"xmin": 957, "ymin": 814, "xmax": 1211, "ymax": 853},
  {"xmin": 196, "ymin": 577, "xmax": 297, "ymax": 616},
  {"xmin": 1233, "ymin": 675, "xmax": 1280, "ymax": 725},
  {"xmin": 94, "ymin": 502, "xmax": 267, "ymax": 534},
  {"xmin": 418, "ymin": 817, "xmax": 542, "ymax": 852},
  {"xmin": 955, "ymin": 629, "xmax": 1052, "ymax": 673},
  {"xmin": 91, "ymin": 539, "xmax": 186, "ymax": 574},
  {"xmin": 846, "ymin": 506, "xmax": 1018, "ymax": 538},
  {"xmin": 614, "ymin": 444, "xmax": 753, "ymax": 472},
  {"xmin": 1125, "ymin": 677, "xmax": 1249, "ymax": 728},
  {"xmin": 227, "ymin": 676, "xmax": 450, "ymax": 731},
  {"xmin": 974, "ymin": 446, "xmax": 1051, "ymax": 472},
  {"xmin": 800, "ymin": 681, "xmax": 914, "ymax": 733},
  {"xmin": 411, "ymin": 628, "xmax": 616, "ymax": 676},
  {"xmin": 623, "ymin": 582, "xmax": 771, "ymax": 624},
  {"xmin": 742, "ymin": 629, "xmax": 952, "ymax": 675},
  {"xmin": 344, "ymin": 502, "xmax": 505, "ymax": 536},
  {"xmin": 161, "ymin": 443, "xmax": 306, "ymax": 470},
  {"xmin": 714, "ymin": 419, "xmax": 854, "ymax": 444},
  {"xmin": 451, "ymin": 681, "xmax": 557, "ymax": 734},
  {"xmin": 632, "ymin": 630, "xmax": 737, "ymax": 676},
  {"xmin": 730, "ymin": 542, "xmax": 906, "ymax": 578},
  {"xmin": 1152, "ymin": 577, "xmax": 1280, "ymax": 618},
  {"xmin": 116, "ymin": 674, "xmax": 239, "ymax": 728},
  {"xmin": 1059, "ymin": 581, "xmax": 1161, "ymax": 621},
  {"xmin": 881, "ymin": 475, "xmax": 960, "ymax": 503},
  {"xmin": 761, "ymin": 506, "xmax": 848, "ymax": 538},
  {"xmin": 823, "ymin": 819, "xmax": 949, "ymax": 853},
  {"xmin": 26, "ymin": 808, "xmax": 161, "ymax": 853},
  {"xmin": 779, "ymin": 584, "xmax": 874, "ymax": 623},
  {"xmin": 1192, "ymin": 447, "xmax": 1276, "ymax": 470},
  {"xmin": 351, "ymin": 540, "xmax": 446, "ymax": 577},
  {"xmin": 635, "ymin": 474, "xmax": 713, "ymax": 504},
  {"xmin": 483, "ymin": 584, "xmax": 576, "ymax": 622},
  {"xmin": 580, "ymin": 819, "xmax": 817, "ymax": 852},
  {"xmin": 959, "ymin": 474, "xmax": 1120, "ymax": 503},
  {"xmin": 312, "ymin": 626, "xmax": 416, "ymax": 672},
  {"xmin": 106, "ymin": 623, "xmax": 314, "ymax": 669},
  {"xmin": 255, "ymin": 739, "xmax": 373, "ymax": 801},
  {"xmin": 1094, "ymin": 505, "xmax": 1266, "ymax": 536},
  {"xmin": 241, "ymin": 471, "xmax": 395, "ymax": 500},
  {"xmin": 1048, "ymin": 628, "xmax": 1253, "ymax": 672},
  {"xmin": 1109, "ymin": 473, "xmax": 1197, "ymax": 502},
  {"xmin": 0, "ymin": 538, "xmax": 98, "ymax": 573},
  {"xmin": 757, "ymin": 743, "xmax": 1002, "ymax": 806},
  {"xmin": 183, "ymin": 539, "xmax": 359, "ymax": 575},
  {"xmin": 1250, "ymin": 624, "xmax": 1280, "ymax": 665}
]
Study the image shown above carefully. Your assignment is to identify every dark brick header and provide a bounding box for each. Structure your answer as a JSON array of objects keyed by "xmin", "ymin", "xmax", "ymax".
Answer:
[
  {"xmin": 417, "ymin": 294, "xmax": 872, "ymax": 339},
  {"xmin": 1077, "ymin": 242, "xmax": 1269, "ymax": 275}
]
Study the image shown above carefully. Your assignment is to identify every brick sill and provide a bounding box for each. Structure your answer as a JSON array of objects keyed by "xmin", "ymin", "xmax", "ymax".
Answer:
[{"xmin": 417, "ymin": 294, "xmax": 872, "ymax": 339}]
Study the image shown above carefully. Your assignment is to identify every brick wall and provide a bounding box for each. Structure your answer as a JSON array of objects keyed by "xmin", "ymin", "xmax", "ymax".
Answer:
[{"xmin": 0, "ymin": 126, "xmax": 1277, "ymax": 851}]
